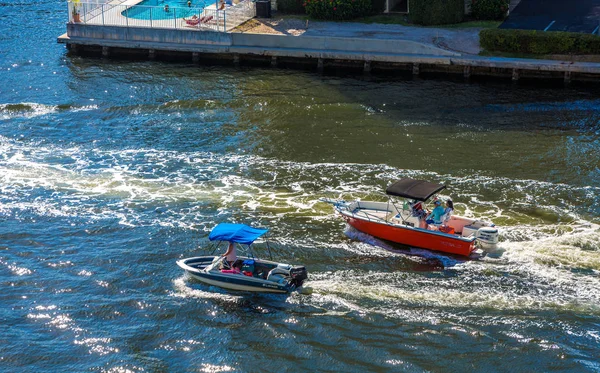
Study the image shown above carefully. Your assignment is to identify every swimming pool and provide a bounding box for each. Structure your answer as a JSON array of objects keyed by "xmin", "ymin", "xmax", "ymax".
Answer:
[{"xmin": 123, "ymin": 0, "xmax": 206, "ymax": 20}]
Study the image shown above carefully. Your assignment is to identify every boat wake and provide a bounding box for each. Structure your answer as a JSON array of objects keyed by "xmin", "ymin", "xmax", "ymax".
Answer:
[
  {"xmin": 1, "ymin": 135, "xmax": 600, "ymax": 319},
  {"xmin": 0, "ymin": 102, "xmax": 98, "ymax": 120}
]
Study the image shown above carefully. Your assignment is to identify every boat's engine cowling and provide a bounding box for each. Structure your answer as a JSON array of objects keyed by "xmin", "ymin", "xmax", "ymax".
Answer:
[
  {"xmin": 476, "ymin": 227, "xmax": 499, "ymax": 251},
  {"xmin": 267, "ymin": 264, "xmax": 291, "ymax": 284},
  {"xmin": 289, "ymin": 266, "xmax": 308, "ymax": 288}
]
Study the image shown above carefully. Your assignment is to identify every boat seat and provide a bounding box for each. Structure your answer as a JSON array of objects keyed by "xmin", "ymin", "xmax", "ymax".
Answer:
[
  {"xmin": 266, "ymin": 273, "xmax": 286, "ymax": 284},
  {"xmin": 462, "ymin": 225, "xmax": 478, "ymax": 238}
]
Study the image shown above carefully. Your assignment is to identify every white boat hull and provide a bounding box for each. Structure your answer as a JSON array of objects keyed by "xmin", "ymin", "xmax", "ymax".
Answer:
[{"xmin": 177, "ymin": 256, "xmax": 303, "ymax": 294}]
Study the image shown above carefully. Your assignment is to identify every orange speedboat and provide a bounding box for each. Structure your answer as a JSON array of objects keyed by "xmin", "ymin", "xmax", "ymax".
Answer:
[{"xmin": 323, "ymin": 178, "xmax": 499, "ymax": 257}]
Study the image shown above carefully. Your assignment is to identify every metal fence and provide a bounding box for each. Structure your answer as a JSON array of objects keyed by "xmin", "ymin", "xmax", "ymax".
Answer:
[{"xmin": 68, "ymin": 0, "xmax": 255, "ymax": 32}]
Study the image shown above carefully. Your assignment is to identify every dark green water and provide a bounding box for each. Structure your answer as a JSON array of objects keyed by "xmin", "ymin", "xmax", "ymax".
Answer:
[{"xmin": 1, "ymin": 1, "xmax": 600, "ymax": 371}]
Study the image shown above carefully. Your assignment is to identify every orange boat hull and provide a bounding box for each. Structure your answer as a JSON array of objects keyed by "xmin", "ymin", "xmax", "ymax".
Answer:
[{"xmin": 344, "ymin": 215, "xmax": 475, "ymax": 256}]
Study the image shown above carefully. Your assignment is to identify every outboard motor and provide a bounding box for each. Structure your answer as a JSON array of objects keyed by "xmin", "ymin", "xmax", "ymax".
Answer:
[
  {"xmin": 266, "ymin": 264, "xmax": 308, "ymax": 288},
  {"xmin": 289, "ymin": 266, "xmax": 308, "ymax": 288},
  {"xmin": 267, "ymin": 264, "xmax": 292, "ymax": 284},
  {"xmin": 476, "ymin": 226, "xmax": 499, "ymax": 251}
]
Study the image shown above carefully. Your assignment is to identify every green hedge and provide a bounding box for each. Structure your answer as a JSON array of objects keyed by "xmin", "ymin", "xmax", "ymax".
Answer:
[
  {"xmin": 410, "ymin": 0, "xmax": 464, "ymax": 25},
  {"xmin": 480, "ymin": 29, "xmax": 600, "ymax": 55},
  {"xmin": 471, "ymin": 0, "xmax": 509, "ymax": 20},
  {"xmin": 277, "ymin": 0, "xmax": 305, "ymax": 13},
  {"xmin": 304, "ymin": 0, "xmax": 372, "ymax": 21},
  {"xmin": 371, "ymin": 0, "xmax": 385, "ymax": 13}
]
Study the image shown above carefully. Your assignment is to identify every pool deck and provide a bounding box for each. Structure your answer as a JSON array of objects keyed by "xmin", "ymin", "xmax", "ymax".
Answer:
[
  {"xmin": 73, "ymin": 0, "xmax": 253, "ymax": 32},
  {"xmin": 58, "ymin": 7, "xmax": 600, "ymax": 83}
]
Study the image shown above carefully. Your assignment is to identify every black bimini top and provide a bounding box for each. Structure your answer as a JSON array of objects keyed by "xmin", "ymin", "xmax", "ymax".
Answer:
[{"xmin": 385, "ymin": 178, "xmax": 446, "ymax": 201}]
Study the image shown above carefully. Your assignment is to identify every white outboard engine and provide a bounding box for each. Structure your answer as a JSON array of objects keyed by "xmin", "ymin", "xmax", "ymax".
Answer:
[{"xmin": 476, "ymin": 226, "xmax": 499, "ymax": 251}]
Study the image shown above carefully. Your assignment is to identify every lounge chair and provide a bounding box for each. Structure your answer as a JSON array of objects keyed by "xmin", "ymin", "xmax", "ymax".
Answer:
[{"xmin": 184, "ymin": 16, "xmax": 201, "ymax": 26}]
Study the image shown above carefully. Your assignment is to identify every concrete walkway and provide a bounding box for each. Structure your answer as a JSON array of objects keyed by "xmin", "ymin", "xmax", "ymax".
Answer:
[{"xmin": 234, "ymin": 18, "xmax": 483, "ymax": 55}]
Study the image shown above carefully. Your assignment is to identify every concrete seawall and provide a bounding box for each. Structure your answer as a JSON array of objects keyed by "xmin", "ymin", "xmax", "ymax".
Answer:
[
  {"xmin": 61, "ymin": 24, "xmax": 459, "ymax": 56},
  {"xmin": 58, "ymin": 23, "xmax": 600, "ymax": 83}
]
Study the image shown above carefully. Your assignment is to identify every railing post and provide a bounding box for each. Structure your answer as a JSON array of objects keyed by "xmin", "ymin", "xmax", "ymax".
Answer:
[
  {"xmin": 150, "ymin": 6, "xmax": 152, "ymax": 28},
  {"xmin": 174, "ymin": 8, "xmax": 177, "ymax": 29},
  {"xmin": 126, "ymin": 7, "xmax": 129, "ymax": 27},
  {"xmin": 101, "ymin": 4, "xmax": 105, "ymax": 25}
]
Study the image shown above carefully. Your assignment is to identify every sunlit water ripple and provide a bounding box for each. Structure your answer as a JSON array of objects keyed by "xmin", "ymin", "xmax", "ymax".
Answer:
[{"xmin": 1, "ymin": 1, "xmax": 600, "ymax": 370}]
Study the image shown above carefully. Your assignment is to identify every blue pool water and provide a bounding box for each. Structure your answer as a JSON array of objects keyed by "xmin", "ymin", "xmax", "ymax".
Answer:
[{"xmin": 123, "ymin": 0, "xmax": 206, "ymax": 20}]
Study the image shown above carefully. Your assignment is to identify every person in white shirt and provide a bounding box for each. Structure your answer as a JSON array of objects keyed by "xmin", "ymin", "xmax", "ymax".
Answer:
[{"xmin": 442, "ymin": 199, "xmax": 454, "ymax": 224}]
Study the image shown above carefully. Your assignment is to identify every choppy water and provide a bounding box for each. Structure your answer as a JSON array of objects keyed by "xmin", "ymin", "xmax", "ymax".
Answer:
[{"xmin": 1, "ymin": 1, "xmax": 600, "ymax": 372}]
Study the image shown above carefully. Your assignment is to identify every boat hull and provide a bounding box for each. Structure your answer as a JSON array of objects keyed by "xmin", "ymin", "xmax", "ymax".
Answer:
[
  {"xmin": 344, "ymin": 215, "xmax": 476, "ymax": 256},
  {"xmin": 177, "ymin": 256, "xmax": 292, "ymax": 294}
]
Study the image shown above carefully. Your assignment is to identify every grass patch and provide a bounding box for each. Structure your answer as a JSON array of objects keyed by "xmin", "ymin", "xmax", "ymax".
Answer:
[
  {"xmin": 481, "ymin": 28, "xmax": 600, "ymax": 55},
  {"xmin": 434, "ymin": 20, "xmax": 501, "ymax": 29},
  {"xmin": 278, "ymin": 14, "xmax": 310, "ymax": 21},
  {"xmin": 479, "ymin": 49, "xmax": 551, "ymax": 60},
  {"xmin": 479, "ymin": 49, "xmax": 600, "ymax": 62},
  {"xmin": 352, "ymin": 14, "xmax": 411, "ymax": 25}
]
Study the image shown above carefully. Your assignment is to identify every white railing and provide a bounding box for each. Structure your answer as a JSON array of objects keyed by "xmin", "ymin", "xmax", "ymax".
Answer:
[{"xmin": 68, "ymin": 0, "xmax": 255, "ymax": 32}]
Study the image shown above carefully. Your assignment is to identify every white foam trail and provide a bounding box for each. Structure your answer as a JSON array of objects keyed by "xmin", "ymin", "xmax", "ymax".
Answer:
[
  {"xmin": 0, "ymin": 102, "xmax": 98, "ymax": 120},
  {"xmin": 0, "ymin": 102, "xmax": 58, "ymax": 119},
  {"xmin": 306, "ymin": 265, "xmax": 600, "ymax": 318},
  {"xmin": 171, "ymin": 277, "xmax": 244, "ymax": 302}
]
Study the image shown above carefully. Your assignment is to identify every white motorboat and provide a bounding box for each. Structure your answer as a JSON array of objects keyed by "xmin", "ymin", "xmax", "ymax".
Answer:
[
  {"xmin": 177, "ymin": 223, "xmax": 308, "ymax": 294},
  {"xmin": 323, "ymin": 178, "xmax": 499, "ymax": 256}
]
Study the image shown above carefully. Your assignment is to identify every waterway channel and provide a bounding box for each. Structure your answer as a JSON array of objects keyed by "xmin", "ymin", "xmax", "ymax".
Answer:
[{"xmin": 1, "ymin": 0, "xmax": 599, "ymax": 371}]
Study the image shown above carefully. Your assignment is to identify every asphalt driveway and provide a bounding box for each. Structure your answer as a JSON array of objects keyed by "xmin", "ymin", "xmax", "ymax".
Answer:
[{"xmin": 500, "ymin": 0, "xmax": 600, "ymax": 33}]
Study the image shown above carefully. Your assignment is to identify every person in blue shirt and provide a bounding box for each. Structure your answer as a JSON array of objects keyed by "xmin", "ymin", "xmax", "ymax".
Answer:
[{"xmin": 426, "ymin": 199, "xmax": 446, "ymax": 225}]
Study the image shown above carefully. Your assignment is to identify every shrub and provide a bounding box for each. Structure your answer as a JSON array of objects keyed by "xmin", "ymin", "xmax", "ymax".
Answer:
[
  {"xmin": 303, "ymin": 0, "xmax": 372, "ymax": 21},
  {"xmin": 480, "ymin": 29, "xmax": 600, "ymax": 55},
  {"xmin": 278, "ymin": 0, "xmax": 305, "ymax": 14},
  {"xmin": 471, "ymin": 0, "xmax": 509, "ymax": 20},
  {"xmin": 371, "ymin": 0, "xmax": 385, "ymax": 13},
  {"xmin": 409, "ymin": 0, "xmax": 464, "ymax": 26}
]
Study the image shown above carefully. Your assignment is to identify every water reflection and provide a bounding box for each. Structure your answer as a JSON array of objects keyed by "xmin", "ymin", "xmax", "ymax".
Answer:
[{"xmin": 1, "ymin": 15, "xmax": 600, "ymax": 370}]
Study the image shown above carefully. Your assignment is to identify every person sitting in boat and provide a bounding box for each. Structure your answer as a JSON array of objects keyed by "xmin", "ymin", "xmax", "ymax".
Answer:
[
  {"xmin": 408, "ymin": 200, "xmax": 428, "ymax": 228},
  {"xmin": 221, "ymin": 259, "xmax": 243, "ymax": 274},
  {"xmin": 410, "ymin": 200, "xmax": 425, "ymax": 217},
  {"xmin": 442, "ymin": 199, "xmax": 454, "ymax": 224},
  {"xmin": 426, "ymin": 199, "xmax": 445, "ymax": 225},
  {"xmin": 221, "ymin": 241, "xmax": 237, "ymax": 267}
]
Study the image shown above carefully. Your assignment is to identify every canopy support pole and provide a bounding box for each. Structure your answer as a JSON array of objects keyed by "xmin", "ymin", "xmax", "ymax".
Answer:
[
  {"xmin": 266, "ymin": 241, "xmax": 274, "ymax": 261},
  {"xmin": 209, "ymin": 241, "xmax": 223, "ymax": 256}
]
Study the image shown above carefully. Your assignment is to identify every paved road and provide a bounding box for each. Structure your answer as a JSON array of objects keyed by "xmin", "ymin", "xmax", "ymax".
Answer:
[{"xmin": 500, "ymin": 0, "xmax": 600, "ymax": 33}]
